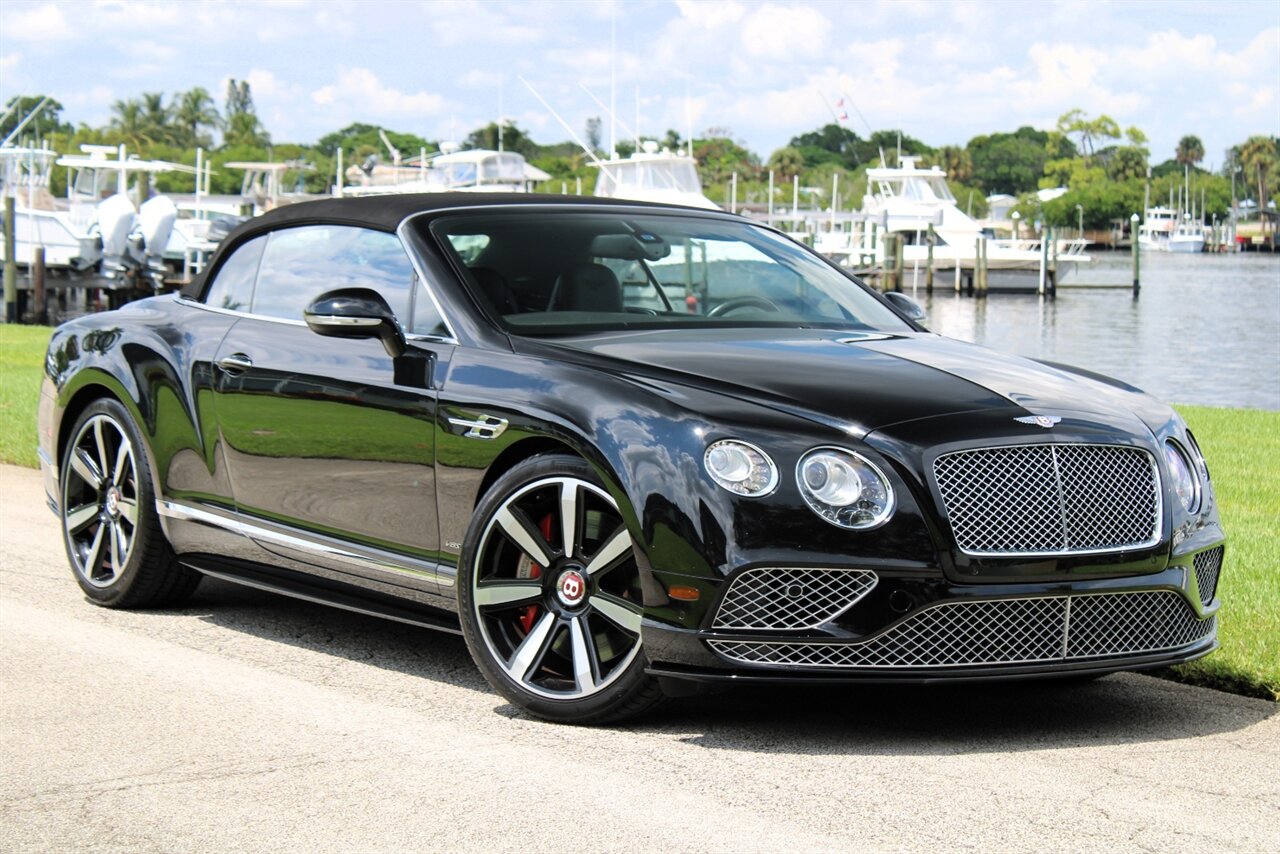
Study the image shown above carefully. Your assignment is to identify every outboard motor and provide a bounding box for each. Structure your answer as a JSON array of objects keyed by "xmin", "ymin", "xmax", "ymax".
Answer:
[
  {"xmin": 96, "ymin": 193, "xmax": 137, "ymax": 281},
  {"xmin": 137, "ymin": 195, "xmax": 177, "ymax": 287}
]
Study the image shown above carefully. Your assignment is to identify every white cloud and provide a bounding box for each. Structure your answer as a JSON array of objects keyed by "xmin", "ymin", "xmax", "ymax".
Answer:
[
  {"xmin": 741, "ymin": 3, "xmax": 830, "ymax": 60},
  {"xmin": 88, "ymin": 0, "xmax": 184, "ymax": 29},
  {"xmin": 4, "ymin": 3, "xmax": 71, "ymax": 42},
  {"xmin": 133, "ymin": 39, "xmax": 178, "ymax": 63},
  {"xmin": 60, "ymin": 85, "xmax": 116, "ymax": 127},
  {"xmin": 428, "ymin": 0, "xmax": 542, "ymax": 46},
  {"xmin": 310, "ymin": 67, "xmax": 446, "ymax": 117},
  {"xmin": 1235, "ymin": 86, "xmax": 1274, "ymax": 118},
  {"xmin": 245, "ymin": 69, "xmax": 293, "ymax": 99},
  {"xmin": 0, "ymin": 53, "xmax": 22, "ymax": 72},
  {"xmin": 674, "ymin": 0, "xmax": 744, "ymax": 29},
  {"xmin": 845, "ymin": 38, "xmax": 904, "ymax": 80},
  {"xmin": 1114, "ymin": 30, "xmax": 1218, "ymax": 74}
]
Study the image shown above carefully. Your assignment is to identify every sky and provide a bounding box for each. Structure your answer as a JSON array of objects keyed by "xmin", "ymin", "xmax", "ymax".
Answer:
[{"xmin": 2, "ymin": 0, "xmax": 1278, "ymax": 167}]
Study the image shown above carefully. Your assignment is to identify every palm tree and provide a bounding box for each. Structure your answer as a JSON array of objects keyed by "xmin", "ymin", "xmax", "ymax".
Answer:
[
  {"xmin": 934, "ymin": 145, "xmax": 972, "ymax": 184},
  {"xmin": 139, "ymin": 91, "xmax": 173, "ymax": 145},
  {"xmin": 173, "ymin": 87, "xmax": 219, "ymax": 148},
  {"xmin": 223, "ymin": 110, "xmax": 270, "ymax": 148},
  {"xmin": 1238, "ymin": 135, "xmax": 1278, "ymax": 212},
  {"xmin": 767, "ymin": 146, "xmax": 805, "ymax": 181},
  {"xmin": 1176, "ymin": 135, "xmax": 1205, "ymax": 169},
  {"xmin": 108, "ymin": 98, "xmax": 155, "ymax": 150}
]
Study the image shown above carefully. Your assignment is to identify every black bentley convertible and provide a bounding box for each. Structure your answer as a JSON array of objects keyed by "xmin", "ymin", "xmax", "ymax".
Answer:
[{"xmin": 38, "ymin": 194, "xmax": 1225, "ymax": 722}]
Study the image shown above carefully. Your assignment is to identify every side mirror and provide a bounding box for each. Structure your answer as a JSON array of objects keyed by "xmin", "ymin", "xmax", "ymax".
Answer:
[
  {"xmin": 883, "ymin": 291, "xmax": 927, "ymax": 324},
  {"xmin": 304, "ymin": 288, "xmax": 406, "ymax": 358}
]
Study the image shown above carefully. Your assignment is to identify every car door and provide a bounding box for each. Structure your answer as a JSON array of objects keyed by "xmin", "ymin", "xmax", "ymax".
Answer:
[{"xmin": 211, "ymin": 223, "xmax": 455, "ymax": 594}]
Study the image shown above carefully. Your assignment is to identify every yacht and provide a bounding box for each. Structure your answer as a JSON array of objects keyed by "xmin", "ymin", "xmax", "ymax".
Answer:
[
  {"xmin": 343, "ymin": 145, "xmax": 550, "ymax": 196},
  {"xmin": 592, "ymin": 142, "xmax": 718, "ymax": 210},
  {"xmin": 1138, "ymin": 207, "xmax": 1205, "ymax": 253},
  {"xmin": 850, "ymin": 156, "xmax": 1088, "ymax": 286}
]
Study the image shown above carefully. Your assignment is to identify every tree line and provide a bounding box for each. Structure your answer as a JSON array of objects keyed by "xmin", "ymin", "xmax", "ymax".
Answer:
[{"xmin": 3, "ymin": 88, "xmax": 1276, "ymax": 230}]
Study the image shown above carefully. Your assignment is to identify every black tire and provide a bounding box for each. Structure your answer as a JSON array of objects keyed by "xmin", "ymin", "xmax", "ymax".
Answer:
[
  {"xmin": 458, "ymin": 454, "xmax": 664, "ymax": 724},
  {"xmin": 58, "ymin": 398, "xmax": 201, "ymax": 608}
]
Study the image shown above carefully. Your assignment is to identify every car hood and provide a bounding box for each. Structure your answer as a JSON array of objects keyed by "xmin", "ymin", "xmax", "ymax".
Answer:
[{"xmin": 541, "ymin": 328, "xmax": 1170, "ymax": 437}]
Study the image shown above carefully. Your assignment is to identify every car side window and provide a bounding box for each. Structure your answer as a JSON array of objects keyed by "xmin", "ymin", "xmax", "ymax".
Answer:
[
  {"xmin": 251, "ymin": 225, "xmax": 415, "ymax": 323},
  {"xmin": 203, "ymin": 236, "xmax": 266, "ymax": 311}
]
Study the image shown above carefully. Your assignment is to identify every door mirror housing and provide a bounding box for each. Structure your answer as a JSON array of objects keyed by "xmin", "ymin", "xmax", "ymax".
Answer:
[
  {"xmin": 883, "ymin": 291, "xmax": 927, "ymax": 324},
  {"xmin": 305, "ymin": 288, "xmax": 407, "ymax": 358}
]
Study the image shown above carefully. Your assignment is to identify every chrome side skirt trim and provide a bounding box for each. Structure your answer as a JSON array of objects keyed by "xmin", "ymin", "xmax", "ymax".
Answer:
[{"xmin": 156, "ymin": 499, "xmax": 448, "ymax": 589}]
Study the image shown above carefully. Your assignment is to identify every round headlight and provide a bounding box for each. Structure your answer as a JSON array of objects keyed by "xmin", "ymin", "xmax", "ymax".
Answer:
[
  {"xmin": 1186, "ymin": 430, "xmax": 1211, "ymax": 482},
  {"xmin": 797, "ymin": 448, "xmax": 895, "ymax": 529},
  {"xmin": 1164, "ymin": 440, "xmax": 1199, "ymax": 513},
  {"xmin": 704, "ymin": 440, "xmax": 778, "ymax": 497}
]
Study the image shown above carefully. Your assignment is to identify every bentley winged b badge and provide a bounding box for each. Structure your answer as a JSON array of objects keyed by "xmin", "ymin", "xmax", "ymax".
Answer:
[{"xmin": 1015, "ymin": 415, "xmax": 1063, "ymax": 428}]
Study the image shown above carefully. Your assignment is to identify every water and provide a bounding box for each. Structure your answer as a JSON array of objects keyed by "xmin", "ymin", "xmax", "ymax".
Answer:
[{"xmin": 911, "ymin": 252, "xmax": 1280, "ymax": 411}]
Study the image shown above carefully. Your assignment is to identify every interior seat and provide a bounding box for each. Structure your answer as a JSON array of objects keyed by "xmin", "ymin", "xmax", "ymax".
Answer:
[
  {"xmin": 469, "ymin": 266, "xmax": 519, "ymax": 315},
  {"xmin": 550, "ymin": 263, "xmax": 623, "ymax": 312}
]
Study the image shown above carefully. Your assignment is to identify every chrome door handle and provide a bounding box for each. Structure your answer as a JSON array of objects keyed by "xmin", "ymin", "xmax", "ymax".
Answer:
[{"xmin": 217, "ymin": 353, "xmax": 254, "ymax": 374}]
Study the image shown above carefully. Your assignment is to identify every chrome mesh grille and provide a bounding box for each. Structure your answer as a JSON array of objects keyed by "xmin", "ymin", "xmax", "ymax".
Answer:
[
  {"xmin": 708, "ymin": 590, "xmax": 1214, "ymax": 669},
  {"xmin": 1192, "ymin": 546, "xmax": 1224, "ymax": 606},
  {"xmin": 1065, "ymin": 591, "xmax": 1213, "ymax": 657},
  {"xmin": 933, "ymin": 444, "xmax": 1160, "ymax": 555},
  {"xmin": 712, "ymin": 568, "xmax": 878, "ymax": 630}
]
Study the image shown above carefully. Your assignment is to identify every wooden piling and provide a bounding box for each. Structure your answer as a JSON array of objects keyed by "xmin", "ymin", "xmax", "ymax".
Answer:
[
  {"xmin": 1050, "ymin": 227, "xmax": 1058, "ymax": 298},
  {"xmin": 894, "ymin": 232, "xmax": 904, "ymax": 292},
  {"xmin": 3, "ymin": 195, "xmax": 15, "ymax": 323},
  {"xmin": 926, "ymin": 223, "xmax": 935, "ymax": 292},
  {"xmin": 1131, "ymin": 214, "xmax": 1141, "ymax": 297},
  {"xmin": 1039, "ymin": 229, "xmax": 1049, "ymax": 295},
  {"xmin": 882, "ymin": 233, "xmax": 898, "ymax": 292},
  {"xmin": 32, "ymin": 246, "xmax": 46, "ymax": 324}
]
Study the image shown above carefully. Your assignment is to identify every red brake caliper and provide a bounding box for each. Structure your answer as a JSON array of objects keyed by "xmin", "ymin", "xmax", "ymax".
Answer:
[{"xmin": 517, "ymin": 514, "xmax": 554, "ymax": 634}]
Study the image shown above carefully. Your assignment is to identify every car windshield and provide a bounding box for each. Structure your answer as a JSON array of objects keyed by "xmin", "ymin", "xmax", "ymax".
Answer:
[{"xmin": 427, "ymin": 211, "xmax": 910, "ymax": 336}]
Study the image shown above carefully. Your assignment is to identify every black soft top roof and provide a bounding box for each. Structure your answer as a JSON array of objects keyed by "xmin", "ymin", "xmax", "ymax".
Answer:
[
  {"xmin": 241, "ymin": 192, "xmax": 698, "ymax": 234},
  {"xmin": 182, "ymin": 193, "xmax": 716, "ymax": 299}
]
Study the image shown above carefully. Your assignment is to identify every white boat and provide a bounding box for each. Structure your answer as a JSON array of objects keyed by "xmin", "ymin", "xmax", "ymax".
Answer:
[
  {"xmin": 847, "ymin": 156, "xmax": 1088, "ymax": 287},
  {"xmin": 1138, "ymin": 207, "xmax": 1205, "ymax": 253},
  {"xmin": 0, "ymin": 144, "xmax": 98, "ymax": 269},
  {"xmin": 592, "ymin": 142, "xmax": 718, "ymax": 210},
  {"xmin": 343, "ymin": 145, "xmax": 550, "ymax": 196},
  {"xmin": 1, "ymin": 143, "xmax": 189, "ymax": 284},
  {"xmin": 224, "ymin": 160, "xmax": 323, "ymax": 211}
]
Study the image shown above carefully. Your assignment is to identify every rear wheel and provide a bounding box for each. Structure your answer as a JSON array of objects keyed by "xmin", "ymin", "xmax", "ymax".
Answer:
[
  {"xmin": 59, "ymin": 398, "xmax": 200, "ymax": 608},
  {"xmin": 458, "ymin": 454, "xmax": 663, "ymax": 724}
]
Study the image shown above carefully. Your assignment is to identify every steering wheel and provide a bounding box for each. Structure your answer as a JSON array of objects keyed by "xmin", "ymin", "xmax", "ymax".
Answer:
[{"xmin": 707, "ymin": 296, "xmax": 781, "ymax": 317}]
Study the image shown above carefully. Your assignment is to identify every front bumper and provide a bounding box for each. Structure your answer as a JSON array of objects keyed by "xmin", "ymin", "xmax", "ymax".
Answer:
[{"xmin": 642, "ymin": 565, "xmax": 1221, "ymax": 684}]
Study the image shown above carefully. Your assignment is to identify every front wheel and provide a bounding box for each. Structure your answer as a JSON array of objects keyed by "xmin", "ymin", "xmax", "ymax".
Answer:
[{"xmin": 458, "ymin": 454, "xmax": 663, "ymax": 724}]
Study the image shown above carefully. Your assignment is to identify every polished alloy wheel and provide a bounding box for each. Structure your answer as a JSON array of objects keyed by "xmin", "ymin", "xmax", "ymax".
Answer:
[
  {"xmin": 472, "ymin": 475, "xmax": 644, "ymax": 700},
  {"xmin": 62, "ymin": 413, "xmax": 140, "ymax": 588}
]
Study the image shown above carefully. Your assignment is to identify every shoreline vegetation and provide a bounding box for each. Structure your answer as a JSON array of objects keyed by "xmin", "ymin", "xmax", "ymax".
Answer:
[
  {"xmin": 1, "ymin": 325, "xmax": 1275, "ymax": 701},
  {"xmin": 4, "ymin": 90, "xmax": 1278, "ymax": 234}
]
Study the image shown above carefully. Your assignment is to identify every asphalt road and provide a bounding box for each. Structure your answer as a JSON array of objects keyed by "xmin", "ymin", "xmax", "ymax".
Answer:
[{"xmin": 2, "ymin": 463, "xmax": 1277, "ymax": 853}]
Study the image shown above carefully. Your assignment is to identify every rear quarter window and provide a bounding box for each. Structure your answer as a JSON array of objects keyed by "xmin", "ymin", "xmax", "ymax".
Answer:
[{"xmin": 203, "ymin": 236, "xmax": 266, "ymax": 311}]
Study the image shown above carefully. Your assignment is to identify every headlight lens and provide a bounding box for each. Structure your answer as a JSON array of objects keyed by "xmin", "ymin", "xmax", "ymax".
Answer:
[
  {"xmin": 704, "ymin": 440, "xmax": 778, "ymax": 496},
  {"xmin": 1186, "ymin": 429, "xmax": 1211, "ymax": 482},
  {"xmin": 1164, "ymin": 440, "xmax": 1199, "ymax": 513},
  {"xmin": 797, "ymin": 448, "xmax": 895, "ymax": 529}
]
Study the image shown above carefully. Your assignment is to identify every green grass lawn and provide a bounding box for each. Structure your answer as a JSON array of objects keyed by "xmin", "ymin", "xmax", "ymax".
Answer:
[
  {"xmin": 1167, "ymin": 406, "xmax": 1279, "ymax": 700},
  {"xmin": 0, "ymin": 324, "xmax": 51, "ymax": 469},
  {"xmin": 1, "ymin": 323, "xmax": 1275, "ymax": 699}
]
